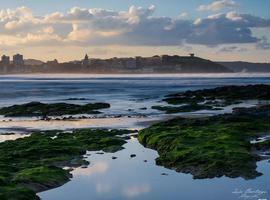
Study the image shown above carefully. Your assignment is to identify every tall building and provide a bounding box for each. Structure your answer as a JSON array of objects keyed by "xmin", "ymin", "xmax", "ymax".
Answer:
[
  {"xmin": 82, "ymin": 54, "xmax": 90, "ymax": 66},
  {"xmin": 13, "ymin": 54, "xmax": 24, "ymax": 66},
  {"xmin": 1, "ymin": 55, "xmax": 10, "ymax": 65}
]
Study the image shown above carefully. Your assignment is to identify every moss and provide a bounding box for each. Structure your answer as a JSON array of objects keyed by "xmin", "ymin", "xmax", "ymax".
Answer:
[
  {"xmin": 253, "ymin": 140, "xmax": 270, "ymax": 151},
  {"xmin": 164, "ymin": 84, "xmax": 270, "ymax": 107},
  {"xmin": 14, "ymin": 166, "xmax": 68, "ymax": 183},
  {"xmin": 0, "ymin": 101, "xmax": 110, "ymax": 117},
  {"xmin": 152, "ymin": 103, "xmax": 214, "ymax": 113},
  {"xmin": 0, "ymin": 186, "xmax": 38, "ymax": 200},
  {"xmin": 139, "ymin": 105, "xmax": 270, "ymax": 179},
  {"xmin": 0, "ymin": 129, "xmax": 128, "ymax": 199}
]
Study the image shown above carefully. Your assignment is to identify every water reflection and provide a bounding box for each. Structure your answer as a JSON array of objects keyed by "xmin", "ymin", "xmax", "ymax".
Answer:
[
  {"xmin": 122, "ymin": 184, "xmax": 151, "ymax": 198},
  {"xmin": 0, "ymin": 117, "xmax": 161, "ymax": 132},
  {"xmin": 0, "ymin": 133, "xmax": 30, "ymax": 142},
  {"xmin": 72, "ymin": 162, "xmax": 109, "ymax": 177},
  {"xmin": 39, "ymin": 138, "xmax": 270, "ymax": 200}
]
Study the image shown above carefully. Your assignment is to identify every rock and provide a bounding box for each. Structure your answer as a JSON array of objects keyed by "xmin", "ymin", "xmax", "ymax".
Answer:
[
  {"xmin": 130, "ymin": 154, "xmax": 136, "ymax": 158},
  {"xmin": 112, "ymin": 156, "xmax": 117, "ymax": 160},
  {"xmin": 81, "ymin": 164, "xmax": 88, "ymax": 168},
  {"xmin": 0, "ymin": 102, "xmax": 110, "ymax": 117}
]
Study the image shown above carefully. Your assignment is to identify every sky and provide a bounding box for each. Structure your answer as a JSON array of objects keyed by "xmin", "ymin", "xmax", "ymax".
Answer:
[{"xmin": 0, "ymin": 0, "xmax": 270, "ymax": 62}]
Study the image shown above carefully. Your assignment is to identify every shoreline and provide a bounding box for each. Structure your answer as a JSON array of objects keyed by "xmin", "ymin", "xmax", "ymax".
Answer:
[{"xmin": 1, "ymin": 72, "xmax": 270, "ymax": 78}]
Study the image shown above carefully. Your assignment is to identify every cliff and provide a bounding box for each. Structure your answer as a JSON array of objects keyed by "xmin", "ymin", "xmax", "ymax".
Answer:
[{"xmin": 219, "ymin": 61, "xmax": 270, "ymax": 72}]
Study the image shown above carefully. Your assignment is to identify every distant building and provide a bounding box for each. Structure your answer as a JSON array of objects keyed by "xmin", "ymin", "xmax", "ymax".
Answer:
[
  {"xmin": 82, "ymin": 54, "xmax": 90, "ymax": 66},
  {"xmin": 1, "ymin": 55, "xmax": 10, "ymax": 65},
  {"xmin": 122, "ymin": 58, "xmax": 136, "ymax": 69},
  {"xmin": 146, "ymin": 56, "xmax": 162, "ymax": 66},
  {"xmin": 189, "ymin": 53, "xmax": 195, "ymax": 57},
  {"xmin": 13, "ymin": 54, "xmax": 24, "ymax": 66},
  {"xmin": 46, "ymin": 59, "xmax": 58, "ymax": 66}
]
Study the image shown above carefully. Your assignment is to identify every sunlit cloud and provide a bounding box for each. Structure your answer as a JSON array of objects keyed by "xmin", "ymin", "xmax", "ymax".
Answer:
[
  {"xmin": 197, "ymin": 0, "xmax": 237, "ymax": 12},
  {"xmin": 0, "ymin": 5, "xmax": 269, "ymax": 48}
]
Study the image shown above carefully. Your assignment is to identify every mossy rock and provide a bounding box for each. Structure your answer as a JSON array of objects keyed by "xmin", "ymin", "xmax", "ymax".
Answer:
[
  {"xmin": 0, "ymin": 129, "xmax": 128, "ymax": 199},
  {"xmin": 139, "ymin": 105, "xmax": 270, "ymax": 179},
  {"xmin": 152, "ymin": 103, "xmax": 214, "ymax": 113},
  {"xmin": 0, "ymin": 102, "xmax": 110, "ymax": 117},
  {"xmin": 163, "ymin": 84, "xmax": 270, "ymax": 109}
]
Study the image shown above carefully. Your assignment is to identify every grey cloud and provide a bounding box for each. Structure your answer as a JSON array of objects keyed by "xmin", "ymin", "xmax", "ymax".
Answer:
[
  {"xmin": 218, "ymin": 46, "xmax": 247, "ymax": 52},
  {"xmin": 187, "ymin": 12, "xmax": 269, "ymax": 45},
  {"xmin": 0, "ymin": 6, "xmax": 269, "ymax": 48},
  {"xmin": 256, "ymin": 36, "xmax": 270, "ymax": 50}
]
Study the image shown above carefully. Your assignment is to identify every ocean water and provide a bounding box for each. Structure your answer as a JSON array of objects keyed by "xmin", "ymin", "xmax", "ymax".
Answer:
[
  {"xmin": 1, "ymin": 73, "xmax": 270, "ymax": 200},
  {"xmin": 1, "ymin": 74, "xmax": 270, "ymax": 114}
]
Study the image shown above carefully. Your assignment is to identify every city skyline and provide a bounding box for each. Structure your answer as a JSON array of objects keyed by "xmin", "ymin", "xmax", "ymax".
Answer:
[{"xmin": 0, "ymin": 0, "xmax": 270, "ymax": 62}]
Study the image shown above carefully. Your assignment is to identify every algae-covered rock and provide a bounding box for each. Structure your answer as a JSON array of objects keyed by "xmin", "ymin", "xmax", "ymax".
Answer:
[
  {"xmin": 164, "ymin": 84, "xmax": 270, "ymax": 105},
  {"xmin": 139, "ymin": 105, "xmax": 270, "ymax": 179},
  {"xmin": 0, "ymin": 102, "xmax": 110, "ymax": 117},
  {"xmin": 0, "ymin": 129, "xmax": 128, "ymax": 199}
]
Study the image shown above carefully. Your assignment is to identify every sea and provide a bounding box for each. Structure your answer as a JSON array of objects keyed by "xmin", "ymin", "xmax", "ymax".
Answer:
[{"xmin": 0, "ymin": 73, "xmax": 270, "ymax": 200}]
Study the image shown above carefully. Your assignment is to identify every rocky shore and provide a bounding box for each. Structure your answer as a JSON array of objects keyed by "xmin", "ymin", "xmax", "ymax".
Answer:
[
  {"xmin": 139, "ymin": 85, "xmax": 270, "ymax": 179},
  {"xmin": 0, "ymin": 102, "xmax": 110, "ymax": 117},
  {"xmin": 0, "ymin": 129, "xmax": 130, "ymax": 199},
  {"xmin": 151, "ymin": 84, "xmax": 270, "ymax": 113}
]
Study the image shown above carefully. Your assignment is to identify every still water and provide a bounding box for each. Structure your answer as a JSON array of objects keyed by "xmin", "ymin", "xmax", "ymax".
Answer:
[{"xmin": 40, "ymin": 138, "xmax": 270, "ymax": 200}]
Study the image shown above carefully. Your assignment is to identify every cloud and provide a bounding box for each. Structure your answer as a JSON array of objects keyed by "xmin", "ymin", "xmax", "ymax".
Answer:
[
  {"xmin": 178, "ymin": 12, "xmax": 188, "ymax": 18},
  {"xmin": 218, "ymin": 45, "xmax": 248, "ymax": 52},
  {"xmin": 0, "ymin": 5, "xmax": 269, "ymax": 49},
  {"xmin": 188, "ymin": 12, "xmax": 270, "ymax": 45},
  {"xmin": 198, "ymin": 0, "xmax": 237, "ymax": 12},
  {"xmin": 256, "ymin": 36, "xmax": 270, "ymax": 49}
]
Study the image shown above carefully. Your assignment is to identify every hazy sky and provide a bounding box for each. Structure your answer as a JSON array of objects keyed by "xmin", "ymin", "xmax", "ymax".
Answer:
[{"xmin": 0, "ymin": 0, "xmax": 270, "ymax": 62}]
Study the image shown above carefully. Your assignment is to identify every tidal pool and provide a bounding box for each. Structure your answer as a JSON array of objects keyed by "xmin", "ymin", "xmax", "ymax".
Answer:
[{"xmin": 39, "ymin": 138, "xmax": 270, "ymax": 200}]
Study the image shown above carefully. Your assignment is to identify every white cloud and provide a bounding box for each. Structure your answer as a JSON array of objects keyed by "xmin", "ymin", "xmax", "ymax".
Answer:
[
  {"xmin": 256, "ymin": 36, "xmax": 270, "ymax": 49},
  {"xmin": 178, "ymin": 12, "xmax": 188, "ymax": 18},
  {"xmin": 198, "ymin": 0, "xmax": 237, "ymax": 12},
  {"xmin": 226, "ymin": 11, "xmax": 242, "ymax": 21},
  {"xmin": 0, "ymin": 5, "xmax": 269, "ymax": 48},
  {"xmin": 67, "ymin": 24, "xmax": 91, "ymax": 42}
]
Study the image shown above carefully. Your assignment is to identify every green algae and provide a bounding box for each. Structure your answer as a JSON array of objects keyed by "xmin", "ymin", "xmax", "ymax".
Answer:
[
  {"xmin": 0, "ymin": 129, "xmax": 129, "ymax": 200},
  {"xmin": 139, "ymin": 105, "xmax": 270, "ymax": 180},
  {"xmin": 152, "ymin": 103, "xmax": 216, "ymax": 113},
  {"xmin": 0, "ymin": 102, "xmax": 110, "ymax": 117},
  {"xmin": 165, "ymin": 84, "xmax": 270, "ymax": 104}
]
